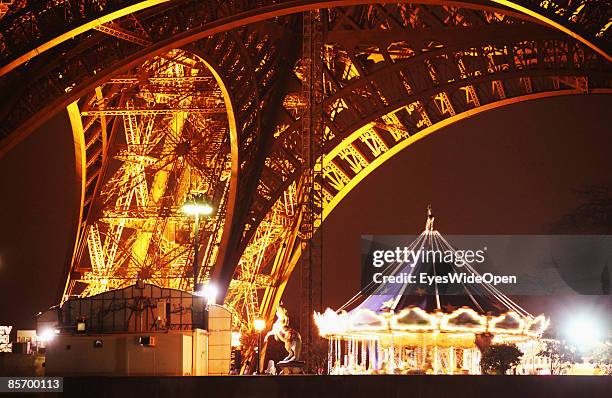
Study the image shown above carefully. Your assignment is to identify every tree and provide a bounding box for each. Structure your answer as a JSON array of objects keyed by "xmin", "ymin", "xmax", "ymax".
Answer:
[
  {"xmin": 308, "ymin": 337, "xmax": 329, "ymax": 374},
  {"xmin": 553, "ymin": 185, "xmax": 612, "ymax": 234},
  {"xmin": 480, "ymin": 344, "xmax": 523, "ymax": 375},
  {"xmin": 589, "ymin": 343, "xmax": 612, "ymax": 375},
  {"xmin": 238, "ymin": 330, "xmax": 259, "ymax": 374},
  {"xmin": 551, "ymin": 185, "xmax": 612, "ymax": 295},
  {"xmin": 537, "ymin": 340, "xmax": 580, "ymax": 375}
]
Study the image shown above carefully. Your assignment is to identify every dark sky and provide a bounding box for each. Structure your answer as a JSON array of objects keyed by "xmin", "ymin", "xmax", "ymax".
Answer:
[{"xmin": 0, "ymin": 94, "xmax": 611, "ymax": 335}]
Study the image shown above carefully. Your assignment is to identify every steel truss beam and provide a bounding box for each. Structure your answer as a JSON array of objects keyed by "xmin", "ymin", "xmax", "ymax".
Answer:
[
  {"xmin": 61, "ymin": 4, "xmax": 612, "ymax": 342},
  {"xmin": 237, "ymin": 5, "xmax": 611, "ymax": 343},
  {"xmin": 64, "ymin": 48, "xmax": 239, "ymax": 297},
  {"xmin": 81, "ymin": 108, "xmax": 226, "ymax": 116},
  {"xmin": 0, "ymin": 0, "xmax": 609, "ymax": 78},
  {"xmin": 0, "ymin": 1, "xmax": 611, "ymax": 158},
  {"xmin": 0, "ymin": 3, "xmax": 609, "ymax": 360}
]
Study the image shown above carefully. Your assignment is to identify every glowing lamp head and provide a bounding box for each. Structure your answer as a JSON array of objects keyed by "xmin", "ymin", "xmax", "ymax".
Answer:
[
  {"xmin": 182, "ymin": 194, "xmax": 214, "ymax": 216},
  {"xmin": 254, "ymin": 318, "xmax": 266, "ymax": 332}
]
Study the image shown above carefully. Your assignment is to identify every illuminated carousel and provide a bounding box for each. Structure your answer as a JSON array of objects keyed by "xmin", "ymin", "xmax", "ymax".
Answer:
[{"xmin": 315, "ymin": 207, "xmax": 549, "ymax": 375}]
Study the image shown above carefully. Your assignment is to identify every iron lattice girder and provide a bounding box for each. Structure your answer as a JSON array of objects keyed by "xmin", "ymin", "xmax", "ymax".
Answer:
[
  {"xmin": 210, "ymin": 33, "xmax": 302, "ymax": 297},
  {"xmin": 241, "ymin": 18, "xmax": 612, "ymax": 260},
  {"xmin": 81, "ymin": 107, "xmax": 227, "ymax": 115},
  {"xmin": 107, "ymin": 76, "xmax": 214, "ymax": 84},
  {"xmin": 64, "ymin": 22, "xmax": 299, "ymax": 302},
  {"xmin": 0, "ymin": 1, "xmax": 609, "ymax": 336},
  {"xmin": 0, "ymin": 1, "xmax": 611, "ymax": 152},
  {"xmin": 319, "ymin": 44, "xmax": 608, "ymax": 150},
  {"xmin": 0, "ymin": 0, "xmax": 609, "ymax": 75},
  {"xmin": 67, "ymin": 53, "xmax": 238, "ymax": 290},
  {"xmin": 227, "ymin": 7, "xmax": 612, "ymax": 334},
  {"xmin": 72, "ymin": 27, "xmax": 279, "ymax": 254}
]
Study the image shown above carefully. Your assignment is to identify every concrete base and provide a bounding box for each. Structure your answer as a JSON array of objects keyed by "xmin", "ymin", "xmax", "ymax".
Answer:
[
  {"xmin": 277, "ymin": 360, "xmax": 305, "ymax": 375},
  {"xmin": 45, "ymin": 330, "xmax": 208, "ymax": 376},
  {"xmin": 40, "ymin": 375, "xmax": 612, "ymax": 398},
  {"xmin": 0, "ymin": 353, "xmax": 45, "ymax": 376}
]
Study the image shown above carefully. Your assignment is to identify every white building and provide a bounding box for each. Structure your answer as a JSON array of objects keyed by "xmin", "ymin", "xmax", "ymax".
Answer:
[{"xmin": 40, "ymin": 284, "xmax": 231, "ymax": 376}]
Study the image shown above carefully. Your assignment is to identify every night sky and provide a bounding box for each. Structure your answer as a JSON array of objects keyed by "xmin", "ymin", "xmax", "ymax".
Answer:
[{"xmin": 1, "ymin": 94, "xmax": 611, "ymax": 336}]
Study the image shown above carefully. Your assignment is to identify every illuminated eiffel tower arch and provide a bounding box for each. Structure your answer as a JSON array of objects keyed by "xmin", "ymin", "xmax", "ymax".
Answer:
[{"xmin": 0, "ymin": 1, "xmax": 610, "ymax": 365}]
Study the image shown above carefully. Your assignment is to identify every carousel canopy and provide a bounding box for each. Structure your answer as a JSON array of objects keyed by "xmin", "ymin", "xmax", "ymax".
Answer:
[{"xmin": 315, "ymin": 206, "xmax": 548, "ymax": 338}]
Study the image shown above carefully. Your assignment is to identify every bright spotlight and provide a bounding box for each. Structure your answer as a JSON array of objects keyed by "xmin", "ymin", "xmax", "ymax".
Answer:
[
  {"xmin": 565, "ymin": 314, "xmax": 603, "ymax": 348},
  {"xmin": 231, "ymin": 331, "xmax": 242, "ymax": 347},
  {"xmin": 197, "ymin": 283, "xmax": 218, "ymax": 304},
  {"xmin": 254, "ymin": 319, "xmax": 266, "ymax": 332},
  {"xmin": 38, "ymin": 329, "xmax": 56, "ymax": 343}
]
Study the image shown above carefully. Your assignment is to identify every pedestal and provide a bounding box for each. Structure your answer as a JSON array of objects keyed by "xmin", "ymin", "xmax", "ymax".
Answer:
[{"xmin": 277, "ymin": 360, "xmax": 306, "ymax": 375}]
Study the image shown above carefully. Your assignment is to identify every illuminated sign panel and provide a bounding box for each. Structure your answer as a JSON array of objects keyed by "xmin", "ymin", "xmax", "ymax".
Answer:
[{"xmin": 0, "ymin": 325, "xmax": 12, "ymax": 352}]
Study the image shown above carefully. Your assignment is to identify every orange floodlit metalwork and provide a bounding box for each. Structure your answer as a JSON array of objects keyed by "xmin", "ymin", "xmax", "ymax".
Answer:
[
  {"xmin": 0, "ymin": 1, "xmax": 12, "ymax": 20},
  {"xmin": 0, "ymin": 2, "xmax": 609, "ymax": 366},
  {"xmin": 0, "ymin": 0, "xmax": 609, "ymax": 81},
  {"xmin": 65, "ymin": 49, "xmax": 233, "ymax": 297}
]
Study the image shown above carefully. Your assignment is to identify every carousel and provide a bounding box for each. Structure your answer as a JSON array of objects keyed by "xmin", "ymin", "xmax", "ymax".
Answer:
[{"xmin": 314, "ymin": 207, "xmax": 549, "ymax": 375}]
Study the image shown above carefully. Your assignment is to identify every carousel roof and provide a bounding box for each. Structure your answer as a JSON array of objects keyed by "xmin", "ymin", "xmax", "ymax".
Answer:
[{"xmin": 315, "ymin": 206, "xmax": 549, "ymax": 338}]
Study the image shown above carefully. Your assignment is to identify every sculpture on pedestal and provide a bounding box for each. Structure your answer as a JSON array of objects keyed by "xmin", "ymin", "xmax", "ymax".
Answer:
[{"xmin": 265, "ymin": 304, "xmax": 302, "ymax": 362}]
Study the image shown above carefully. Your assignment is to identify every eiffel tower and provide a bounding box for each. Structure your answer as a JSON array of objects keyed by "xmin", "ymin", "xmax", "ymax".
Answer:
[{"xmin": 0, "ymin": 0, "xmax": 610, "ymax": 367}]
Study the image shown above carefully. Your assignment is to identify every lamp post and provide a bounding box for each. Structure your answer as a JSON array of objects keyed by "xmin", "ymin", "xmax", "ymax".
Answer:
[
  {"xmin": 254, "ymin": 318, "xmax": 266, "ymax": 374},
  {"xmin": 182, "ymin": 193, "xmax": 214, "ymax": 292}
]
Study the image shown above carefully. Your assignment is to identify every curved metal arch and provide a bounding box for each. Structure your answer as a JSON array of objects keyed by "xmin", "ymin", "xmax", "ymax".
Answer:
[
  {"xmin": 321, "ymin": 89, "xmax": 612, "ymax": 221},
  {"xmin": 0, "ymin": 0, "xmax": 609, "ymax": 78},
  {"xmin": 245, "ymin": 29, "xmax": 612, "ymax": 327},
  {"xmin": 0, "ymin": 5, "xmax": 299, "ymax": 157},
  {"xmin": 58, "ymin": 27, "xmax": 277, "ymax": 298},
  {"xmin": 62, "ymin": 48, "xmax": 243, "ymax": 297},
  {"xmin": 62, "ymin": 89, "xmax": 111, "ymax": 300},
  {"xmin": 231, "ymin": 6, "xmax": 544, "ymax": 254},
  {"xmin": 0, "ymin": 1, "xmax": 610, "ymax": 159},
  {"xmin": 321, "ymin": 68, "xmax": 608, "ymax": 153},
  {"xmin": 254, "ymin": 88, "xmax": 612, "ymax": 335},
  {"xmin": 318, "ymin": 40, "xmax": 607, "ymax": 152},
  {"xmin": 491, "ymin": 0, "xmax": 612, "ymax": 61},
  {"xmin": 247, "ymin": 22, "xmax": 611, "ymax": 250},
  {"xmin": 186, "ymin": 35, "xmax": 259, "ymax": 286},
  {"xmin": 0, "ymin": 0, "xmax": 171, "ymax": 76}
]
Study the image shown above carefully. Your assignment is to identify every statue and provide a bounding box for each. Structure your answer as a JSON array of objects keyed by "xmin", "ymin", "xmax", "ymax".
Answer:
[
  {"xmin": 264, "ymin": 304, "xmax": 302, "ymax": 363},
  {"xmin": 425, "ymin": 204, "xmax": 435, "ymax": 232}
]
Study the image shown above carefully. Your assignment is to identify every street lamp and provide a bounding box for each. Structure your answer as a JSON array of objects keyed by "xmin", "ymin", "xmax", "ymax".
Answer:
[
  {"xmin": 182, "ymin": 193, "xmax": 214, "ymax": 293},
  {"xmin": 254, "ymin": 318, "xmax": 266, "ymax": 374}
]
